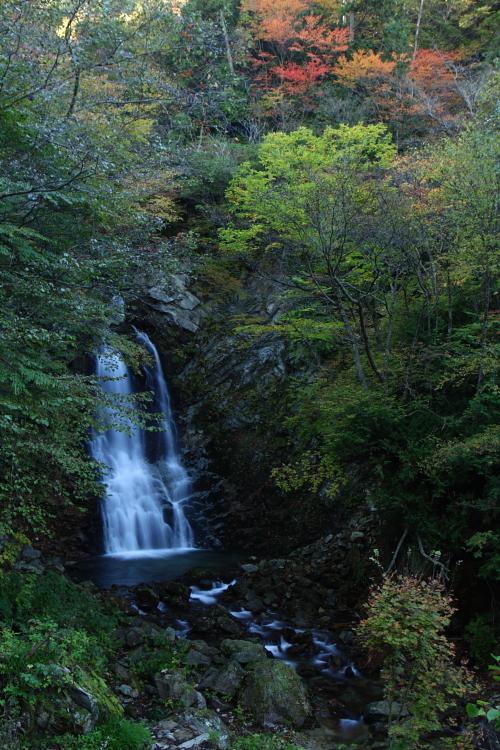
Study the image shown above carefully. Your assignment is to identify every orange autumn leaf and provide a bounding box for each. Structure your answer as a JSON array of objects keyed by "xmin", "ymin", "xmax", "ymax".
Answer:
[{"xmin": 333, "ymin": 49, "xmax": 397, "ymax": 87}]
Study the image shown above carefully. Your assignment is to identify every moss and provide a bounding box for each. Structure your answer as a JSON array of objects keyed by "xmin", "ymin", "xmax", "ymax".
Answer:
[
  {"xmin": 0, "ymin": 533, "xmax": 30, "ymax": 569},
  {"xmin": 240, "ymin": 661, "xmax": 311, "ymax": 728},
  {"xmin": 77, "ymin": 669, "xmax": 123, "ymax": 721}
]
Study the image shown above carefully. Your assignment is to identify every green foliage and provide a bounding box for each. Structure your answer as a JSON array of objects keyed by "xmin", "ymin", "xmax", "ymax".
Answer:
[
  {"xmin": 0, "ymin": 571, "xmax": 121, "ymax": 729},
  {"xmin": 233, "ymin": 734, "xmax": 304, "ymax": 750},
  {"xmin": 465, "ymin": 615, "xmax": 499, "ymax": 668},
  {"xmin": 49, "ymin": 718, "xmax": 152, "ymax": 750},
  {"xmin": 0, "ymin": 571, "xmax": 119, "ymax": 641},
  {"xmin": 272, "ymin": 451, "xmax": 346, "ymax": 502},
  {"xmin": 466, "ymin": 657, "xmax": 500, "ymax": 729},
  {"xmin": 359, "ymin": 575, "xmax": 475, "ymax": 748},
  {"xmin": 128, "ymin": 631, "xmax": 188, "ymax": 682}
]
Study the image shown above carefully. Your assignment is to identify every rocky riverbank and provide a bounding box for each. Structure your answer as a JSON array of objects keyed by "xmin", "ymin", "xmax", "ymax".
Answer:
[
  {"xmin": 0, "ymin": 532, "xmax": 392, "ymax": 750},
  {"xmin": 81, "ymin": 528, "xmax": 388, "ymax": 750}
]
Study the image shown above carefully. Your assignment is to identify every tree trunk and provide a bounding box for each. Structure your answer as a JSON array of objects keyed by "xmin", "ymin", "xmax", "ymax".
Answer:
[
  {"xmin": 413, "ymin": 0, "xmax": 425, "ymax": 60},
  {"xmin": 219, "ymin": 10, "xmax": 235, "ymax": 76},
  {"xmin": 337, "ymin": 295, "xmax": 369, "ymax": 390}
]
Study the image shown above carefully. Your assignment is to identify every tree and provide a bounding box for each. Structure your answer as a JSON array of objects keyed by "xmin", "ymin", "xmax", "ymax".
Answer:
[
  {"xmin": 242, "ymin": 0, "xmax": 349, "ymax": 117},
  {"xmin": 220, "ymin": 124, "xmax": 403, "ymax": 388},
  {"xmin": 0, "ymin": 0, "xmax": 179, "ymax": 534}
]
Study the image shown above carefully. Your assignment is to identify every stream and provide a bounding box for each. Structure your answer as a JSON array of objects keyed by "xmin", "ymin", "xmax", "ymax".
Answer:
[{"xmin": 75, "ymin": 332, "xmax": 380, "ymax": 746}]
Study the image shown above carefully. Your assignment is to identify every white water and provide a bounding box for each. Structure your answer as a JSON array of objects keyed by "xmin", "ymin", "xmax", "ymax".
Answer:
[{"xmin": 91, "ymin": 332, "xmax": 194, "ymax": 556}]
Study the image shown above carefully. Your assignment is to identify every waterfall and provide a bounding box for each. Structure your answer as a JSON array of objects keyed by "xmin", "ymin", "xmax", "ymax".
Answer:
[{"xmin": 90, "ymin": 332, "xmax": 194, "ymax": 556}]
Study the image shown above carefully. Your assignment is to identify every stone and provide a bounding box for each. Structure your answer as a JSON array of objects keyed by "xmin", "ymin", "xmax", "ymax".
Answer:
[
  {"xmin": 125, "ymin": 627, "xmax": 145, "ymax": 648},
  {"xmin": 190, "ymin": 640, "xmax": 218, "ymax": 657},
  {"xmin": 154, "ymin": 718, "xmax": 178, "ymax": 737},
  {"xmin": 179, "ymin": 735, "xmax": 210, "ymax": 749},
  {"xmin": 350, "ymin": 531, "xmax": 365, "ymax": 542},
  {"xmin": 114, "ymin": 662, "xmax": 131, "ymax": 681},
  {"xmin": 14, "ymin": 560, "xmax": 44, "ymax": 575},
  {"xmin": 68, "ymin": 684, "xmax": 98, "ymax": 716},
  {"xmin": 366, "ymin": 700, "xmax": 408, "ymax": 719},
  {"xmin": 19, "ymin": 545, "xmax": 42, "ymax": 561},
  {"xmin": 148, "ymin": 287, "xmax": 177, "ymax": 304},
  {"xmin": 221, "ymin": 639, "xmax": 268, "ymax": 664},
  {"xmin": 241, "ymin": 563, "xmax": 259, "ymax": 574},
  {"xmin": 240, "ymin": 660, "xmax": 312, "ymax": 728},
  {"xmin": 178, "ymin": 291, "xmax": 201, "ymax": 311},
  {"xmin": 154, "ymin": 669, "xmax": 206, "ymax": 710},
  {"xmin": 157, "ymin": 581, "xmax": 191, "ymax": 607},
  {"xmin": 164, "ymin": 626, "xmax": 177, "ymax": 642},
  {"xmin": 177, "ymin": 709, "xmax": 229, "ymax": 750},
  {"xmin": 117, "ymin": 684, "xmax": 139, "ymax": 698},
  {"xmin": 135, "ymin": 585, "xmax": 159, "ymax": 611},
  {"xmin": 216, "ymin": 613, "xmax": 243, "ymax": 636},
  {"xmin": 186, "ymin": 649, "xmax": 212, "ymax": 667},
  {"xmin": 198, "ymin": 660, "xmax": 245, "ymax": 699},
  {"xmin": 152, "ymin": 304, "xmax": 200, "ymax": 333}
]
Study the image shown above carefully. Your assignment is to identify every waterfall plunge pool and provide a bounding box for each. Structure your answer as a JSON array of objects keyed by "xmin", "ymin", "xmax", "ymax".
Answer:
[{"xmin": 70, "ymin": 548, "xmax": 242, "ymax": 589}]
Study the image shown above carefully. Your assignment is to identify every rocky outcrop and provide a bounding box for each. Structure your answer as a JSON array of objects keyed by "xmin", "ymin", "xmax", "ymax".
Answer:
[{"xmin": 146, "ymin": 276, "xmax": 204, "ymax": 334}]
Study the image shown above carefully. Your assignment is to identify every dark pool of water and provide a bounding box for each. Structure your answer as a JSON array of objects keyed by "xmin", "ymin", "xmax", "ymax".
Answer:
[{"xmin": 70, "ymin": 548, "xmax": 241, "ymax": 588}]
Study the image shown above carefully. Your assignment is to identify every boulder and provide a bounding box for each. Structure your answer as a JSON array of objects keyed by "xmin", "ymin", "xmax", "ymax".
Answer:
[
  {"xmin": 186, "ymin": 649, "xmax": 212, "ymax": 667},
  {"xmin": 125, "ymin": 627, "xmax": 145, "ymax": 648},
  {"xmin": 221, "ymin": 639, "xmax": 268, "ymax": 664},
  {"xmin": 157, "ymin": 581, "xmax": 191, "ymax": 607},
  {"xmin": 177, "ymin": 709, "xmax": 229, "ymax": 750},
  {"xmin": 134, "ymin": 585, "xmax": 159, "ymax": 611},
  {"xmin": 366, "ymin": 700, "xmax": 408, "ymax": 720},
  {"xmin": 198, "ymin": 660, "xmax": 245, "ymax": 699},
  {"xmin": 154, "ymin": 669, "xmax": 206, "ymax": 710},
  {"xmin": 240, "ymin": 660, "xmax": 311, "ymax": 728}
]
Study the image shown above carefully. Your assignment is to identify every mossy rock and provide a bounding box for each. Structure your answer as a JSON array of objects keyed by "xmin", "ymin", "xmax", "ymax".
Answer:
[
  {"xmin": 239, "ymin": 660, "xmax": 311, "ymax": 728},
  {"xmin": 80, "ymin": 670, "xmax": 123, "ymax": 722}
]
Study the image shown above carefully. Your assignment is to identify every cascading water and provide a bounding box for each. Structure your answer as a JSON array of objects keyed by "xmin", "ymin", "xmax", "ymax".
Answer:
[{"xmin": 90, "ymin": 332, "xmax": 194, "ymax": 556}]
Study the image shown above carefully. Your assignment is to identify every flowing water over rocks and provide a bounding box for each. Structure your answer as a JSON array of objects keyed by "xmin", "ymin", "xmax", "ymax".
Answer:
[
  {"xmin": 90, "ymin": 333, "xmax": 194, "ymax": 555},
  {"xmin": 93, "ymin": 538, "xmax": 384, "ymax": 749},
  {"xmin": 83, "ymin": 331, "xmax": 383, "ymax": 747}
]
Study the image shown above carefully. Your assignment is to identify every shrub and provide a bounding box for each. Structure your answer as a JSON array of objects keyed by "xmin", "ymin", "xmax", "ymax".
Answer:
[
  {"xmin": 358, "ymin": 575, "xmax": 475, "ymax": 749},
  {"xmin": 0, "ymin": 571, "xmax": 122, "ymax": 738},
  {"xmin": 128, "ymin": 630, "xmax": 188, "ymax": 682},
  {"xmin": 233, "ymin": 734, "xmax": 304, "ymax": 750},
  {"xmin": 465, "ymin": 614, "xmax": 499, "ymax": 668},
  {"xmin": 49, "ymin": 718, "xmax": 152, "ymax": 750}
]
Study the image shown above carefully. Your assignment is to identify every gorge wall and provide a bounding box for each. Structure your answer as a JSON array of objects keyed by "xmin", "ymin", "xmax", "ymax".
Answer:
[{"xmin": 128, "ymin": 260, "xmax": 367, "ymax": 560}]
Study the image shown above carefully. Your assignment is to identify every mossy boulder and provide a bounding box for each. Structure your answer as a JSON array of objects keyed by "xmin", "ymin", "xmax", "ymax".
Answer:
[
  {"xmin": 221, "ymin": 638, "xmax": 267, "ymax": 664},
  {"xmin": 37, "ymin": 669, "xmax": 123, "ymax": 735},
  {"xmin": 239, "ymin": 660, "xmax": 311, "ymax": 728}
]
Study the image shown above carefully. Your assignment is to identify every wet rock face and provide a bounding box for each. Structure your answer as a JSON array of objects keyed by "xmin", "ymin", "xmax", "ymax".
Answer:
[{"xmin": 239, "ymin": 659, "xmax": 312, "ymax": 728}]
